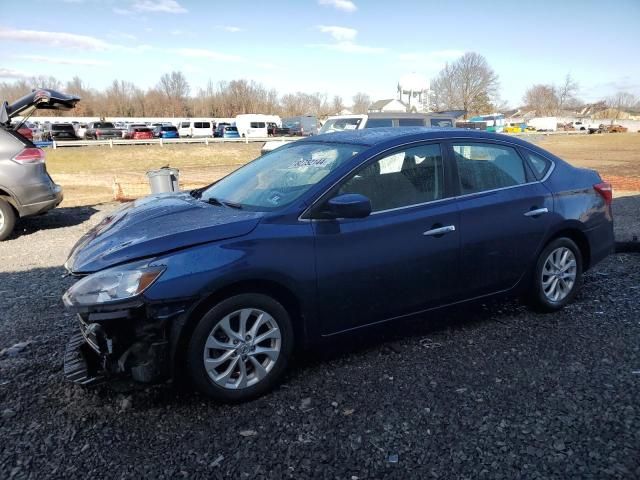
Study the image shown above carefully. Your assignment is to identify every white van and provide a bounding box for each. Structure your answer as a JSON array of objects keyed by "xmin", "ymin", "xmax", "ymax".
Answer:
[
  {"xmin": 235, "ymin": 114, "xmax": 280, "ymax": 138},
  {"xmin": 177, "ymin": 120, "xmax": 214, "ymax": 137}
]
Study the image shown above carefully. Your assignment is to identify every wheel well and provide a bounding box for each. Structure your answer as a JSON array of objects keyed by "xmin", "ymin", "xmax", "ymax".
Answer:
[
  {"xmin": 0, "ymin": 189, "xmax": 19, "ymax": 214},
  {"xmin": 547, "ymin": 228, "xmax": 591, "ymax": 270},
  {"xmin": 172, "ymin": 279, "xmax": 305, "ymax": 370}
]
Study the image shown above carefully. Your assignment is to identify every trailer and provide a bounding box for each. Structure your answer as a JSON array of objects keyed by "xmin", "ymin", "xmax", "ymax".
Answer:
[{"xmin": 527, "ymin": 117, "xmax": 558, "ymax": 132}]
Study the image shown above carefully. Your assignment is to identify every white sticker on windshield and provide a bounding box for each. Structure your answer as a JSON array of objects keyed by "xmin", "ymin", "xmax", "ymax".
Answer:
[
  {"xmin": 344, "ymin": 124, "xmax": 357, "ymax": 130},
  {"xmin": 292, "ymin": 157, "xmax": 330, "ymax": 168}
]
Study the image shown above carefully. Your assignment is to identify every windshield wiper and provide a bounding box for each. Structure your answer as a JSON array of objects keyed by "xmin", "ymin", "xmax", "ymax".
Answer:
[
  {"xmin": 206, "ymin": 197, "xmax": 243, "ymax": 209},
  {"xmin": 189, "ymin": 188, "xmax": 204, "ymax": 199}
]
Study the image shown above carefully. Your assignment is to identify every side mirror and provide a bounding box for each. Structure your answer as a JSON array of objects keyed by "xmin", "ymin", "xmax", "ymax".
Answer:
[{"xmin": 325, "ymin": 193, "xmax": 371, "ymax": 219}]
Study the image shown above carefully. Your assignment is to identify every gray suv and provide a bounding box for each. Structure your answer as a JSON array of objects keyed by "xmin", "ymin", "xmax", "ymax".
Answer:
[{"xmin": 0, "ymin": 89, "xmax": 79, "ymax": 240}]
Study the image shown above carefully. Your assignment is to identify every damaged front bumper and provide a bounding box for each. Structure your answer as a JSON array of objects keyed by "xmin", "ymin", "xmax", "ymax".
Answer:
[{"xmin": 63, "ymin": 301, "xmax": 185, "ymax": 387}]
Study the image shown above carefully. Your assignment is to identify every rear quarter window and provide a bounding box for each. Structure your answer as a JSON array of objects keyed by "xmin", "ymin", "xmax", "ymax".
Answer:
[
  {"xmin": 524, "ymin": 151, "xmax": 552, "ymax": 179},
  {"xmin": 431, "ymin": 119, "xmax": 453, "ymax": 127}
]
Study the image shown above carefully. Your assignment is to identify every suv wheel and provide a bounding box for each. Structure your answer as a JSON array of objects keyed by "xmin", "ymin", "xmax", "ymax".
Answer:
[
  {"xmin": 0, "ymin": 198, "xmax": 16, "ymax": 241},
  {"xmin": 186, "ymin": 293, "xmax": 294, "ymax": 402},
  {"xmin": 529, "ymin": 238, "xmax": 583, "ymax": 312}
]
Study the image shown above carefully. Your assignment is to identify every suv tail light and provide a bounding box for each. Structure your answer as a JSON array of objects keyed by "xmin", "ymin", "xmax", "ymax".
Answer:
[
  {"xmin": 594, "ymin": 182, "xmax": 612, "ymax": 205},
  {"xmin": 13, "ymin": 147, "xmax": 45, "ymax": 164}
]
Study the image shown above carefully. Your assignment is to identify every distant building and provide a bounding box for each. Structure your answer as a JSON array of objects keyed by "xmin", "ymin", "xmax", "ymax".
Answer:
[
  {"xmin": 397, "ymin": 73, "xmax": 431, "ymax": 112},
  {"xmin": 368, "ymin": 99, "xmax": 407, "ymax": 113}
]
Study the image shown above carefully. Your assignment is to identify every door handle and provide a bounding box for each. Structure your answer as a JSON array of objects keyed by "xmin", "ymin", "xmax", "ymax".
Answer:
[
  {"xmin": 524, "ymin": 207, "xmax": 549, "ymax": 217},
  {"xmin": 423, "ymin": 225, "xmax": 456, "ymax": 237}
]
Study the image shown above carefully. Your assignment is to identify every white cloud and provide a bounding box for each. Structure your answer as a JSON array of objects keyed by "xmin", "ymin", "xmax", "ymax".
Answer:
[
  {"xmin": 218, "ymin": 25, "xmax": 244, "ymax": 33},
  {"xmin": 131, "ymin": 0, "xmax": 187, "ymax": 13},
  {"xmin": 0, "ymin": 28, "xmax": 113, "ymax": 50},
  {"xmin": 317, "ymin": 25, "xmax": 357, "ymax": 41},
  {"xmin": 309, "ymin": 41, "xmax": 386, "ymax": 54},
  {"xmin": 0, "ymin": 68, "xmax": 29, "ymax": 79},
  {"xmin": 170, "ymin": 29, "xmax": 184, "ymax": 36},
  {"xmin": 172, "ymin": 48, "xmax": 243, "ymax": 62},
  {"xmin": 114, "ymin": 0, "xmax": 187, "ymax": 15},
  {"xmin": 319, "ymin": 0, "xmax": 357, "ymax": 12},
  {"xmin": 13, "ymin": 55, "xmax": 110, "ymax": 66}
]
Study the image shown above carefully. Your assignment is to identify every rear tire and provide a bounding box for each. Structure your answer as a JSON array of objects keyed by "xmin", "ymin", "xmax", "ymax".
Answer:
[
  {"xmin": 0, "ymin": 199, "xmax": 16, "ymax": 241},
  {"xmin": 186, "ymin": 293, "xmax": 294, "ymax": 403},
  {"xmin": 528, "ymin": 238, "xmax": 583, "ymax": 312}
]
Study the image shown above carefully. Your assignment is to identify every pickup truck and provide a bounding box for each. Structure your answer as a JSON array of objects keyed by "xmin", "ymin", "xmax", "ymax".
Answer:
[
  {"xmin": 267, "ymin": 122, "xmax": 290, "ymax": 136},
  {"xmin": 85, "ymin": 121, "xmax": 122, "ymax": 140}
]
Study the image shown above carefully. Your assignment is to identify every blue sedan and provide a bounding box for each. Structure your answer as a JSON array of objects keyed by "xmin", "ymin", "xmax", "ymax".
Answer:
[{"xmin": 62, "ymin": 128, "xmax": 614, "ymax": 402}]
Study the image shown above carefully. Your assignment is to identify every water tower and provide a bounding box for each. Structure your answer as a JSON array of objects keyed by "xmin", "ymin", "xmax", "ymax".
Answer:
[{"xmin": 397, "ymin": 73, "xmax": 430, "ymax": 112}]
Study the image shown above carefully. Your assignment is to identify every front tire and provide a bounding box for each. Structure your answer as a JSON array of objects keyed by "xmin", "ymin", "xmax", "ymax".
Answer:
[
  {"xmin": 529, "ymin": 238, "xmax": 583, "ymax": 312},
  {"xmin": 186, "ymin": 293, "xmax": 294, "ymax": 402},
  {"xmin": 0, "ymin": 199, "xmax": 16, "ymax": 241}
]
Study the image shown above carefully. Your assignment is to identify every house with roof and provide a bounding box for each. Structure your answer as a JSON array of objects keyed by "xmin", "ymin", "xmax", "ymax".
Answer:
[{"xmin": 368, "ymin": 99, "xmax": 407, "ymax": 113}]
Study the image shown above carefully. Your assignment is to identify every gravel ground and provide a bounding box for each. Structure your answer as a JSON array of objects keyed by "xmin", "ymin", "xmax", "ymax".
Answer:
[{"xmin": 1, "ymin": 204, "xmax": 639, "ymax": 479}]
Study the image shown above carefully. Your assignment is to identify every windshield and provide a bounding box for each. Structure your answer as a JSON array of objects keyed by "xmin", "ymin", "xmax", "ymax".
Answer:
[
  {"xmin": 201, "ymin": 142, "xmax": 364, "ymax": 211},
  {"xmin": 319, "ymin": 117, "xmax": 362, "ymax": 134}
]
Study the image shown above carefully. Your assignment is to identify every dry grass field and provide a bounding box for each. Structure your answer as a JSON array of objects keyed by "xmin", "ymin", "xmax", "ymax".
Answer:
[{"xmin": 45, "ymin": 133, "xmax": 640, "ymax": 207}]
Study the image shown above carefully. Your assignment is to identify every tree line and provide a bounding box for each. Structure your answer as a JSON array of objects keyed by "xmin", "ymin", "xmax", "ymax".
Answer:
[{"xmin": 1, "ymin": 51, "xmax": 637, "ymax": 119}]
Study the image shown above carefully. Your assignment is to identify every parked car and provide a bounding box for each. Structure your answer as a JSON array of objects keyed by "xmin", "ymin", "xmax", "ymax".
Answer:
[
  {"xmin": 235, "ymin": 114, "xmax": 281, "ymax": 138},
  {"xmin": 320, "ymin": 113, "xmax": 455, "ymax": 134},
  {"xmin": 129, "ymin": 127, "xmax": 154, "ymax": 140},
  {"xmin": 216, "ymin": 125, "xmax": 240, "ymax": 138},
  {"xmin": 213, "ymin": 123, "xmax": 231, "ymax": 137},
  {"xmin": 44, "ymin": 123, "xmax": 78, "ymax": 141},
  {"xmin": 123, "ymin": 123, "xmax": 150, "ymax": 139},
  {"xmin": 62, "ymin": 128, "xmax": 614, "ymax": 402},
  {"xmin": 74, "ymin": 123, "xmax": 88, "ymax": 139},
  {"xmin": 0, "ymin": 89, "xmax": 78, "ymax": 240},
  {"xmin": 262, "ymin": 112, "xmax": 456, "ymax": 154},
  {"xmin": 85, "ymin": 122, "xmax": 121, "ymax": 140},
  {"xmin": 282, "ymin": 115, "xmax": 318, "ymax": 136},
  {"xmin": 178, "ymin": 120, "xmax": 214, "ymax": 138},
  {"xmin": 153, "ymin": 125, "xmax": 180, "ymax": 139}
]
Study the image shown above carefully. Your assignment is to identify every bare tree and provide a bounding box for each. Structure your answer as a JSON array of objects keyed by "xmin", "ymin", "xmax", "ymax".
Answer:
[
  {"xmin": 158, "ymin": 71, "xmax": 190, "ymax": 116},
  {"xmin": 351, "ymin": 92, "xmax": 371, "ymax": 114},
  {"xmin": 606, "ymin": 91, "xmax": 637, "ymax": 122},
  {"xmin": 557, "ymin": 73, "xmax": 579, "ymax": 112},
  {"xmin": 523, "ymin": 84, "xmax": 559, "ymax": 116},
  {"xmin": 431, "ymin": 52, "xmax": 499, "ymax": 117},
  {"xmin": 331, "ymin": 95, "xmax": 344, "ymax": 115}
]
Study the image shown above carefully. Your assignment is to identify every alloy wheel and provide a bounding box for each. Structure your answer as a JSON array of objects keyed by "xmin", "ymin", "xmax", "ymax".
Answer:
[
  {"xmin": 541, "ymin": 247, "xmax": 577, "ymax": 302},
  {"xmin": 203, "ymin": 308, "xmax": 281, "ymax": 389}
]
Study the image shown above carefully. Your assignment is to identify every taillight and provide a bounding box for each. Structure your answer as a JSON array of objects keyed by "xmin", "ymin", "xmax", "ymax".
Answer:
[
  {"xmin": 594, "ymin": 182, "xmax": 613, "ymax": 205},
  {"xmin": 13, "ymin": 147, "xmax": 45, "ymax": 164}
]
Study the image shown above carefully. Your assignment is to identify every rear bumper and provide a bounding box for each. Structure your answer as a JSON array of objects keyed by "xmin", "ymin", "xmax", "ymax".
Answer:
[{"xmin": 17, "ymin": 183, "xmax": 63, "ymax": 217}]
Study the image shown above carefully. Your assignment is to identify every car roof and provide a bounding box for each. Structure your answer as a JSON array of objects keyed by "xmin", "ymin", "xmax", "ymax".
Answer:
[{"xmin": 298, "ymin": 127, "xmax": 544, "ymax": 149}]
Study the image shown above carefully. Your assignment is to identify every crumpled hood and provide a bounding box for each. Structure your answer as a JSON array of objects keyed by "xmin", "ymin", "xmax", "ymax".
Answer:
[{"xmin": 66, "ymin": 192, "xmax": 263, "ymax": 274}]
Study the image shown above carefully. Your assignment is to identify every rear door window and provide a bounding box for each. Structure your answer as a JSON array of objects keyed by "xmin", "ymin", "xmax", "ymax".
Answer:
[
  {"xmin": 453, "ymin": 143, "xmax": 527, "ymax": 195},
  {"xmin": 250, "ymin": 122, "xmax": 266, "ymax": 128},
  {"xmin": 365, "ymin": 118, "xmax": 393, "ymax": 128},
  {"xmin": 181, "ymin": 122, "xmax": 190, "ymax": 128}
]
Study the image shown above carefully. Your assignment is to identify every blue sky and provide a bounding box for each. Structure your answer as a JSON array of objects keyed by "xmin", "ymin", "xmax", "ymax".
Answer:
[{"xmin": 0, "ymin": 0, "xmax": 639, "ymax": 107}]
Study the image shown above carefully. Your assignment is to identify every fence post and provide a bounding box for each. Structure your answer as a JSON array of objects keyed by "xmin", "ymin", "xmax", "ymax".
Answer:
[
  {"xmin": 109, "ymin": 139, "xmax": 113, "ymax": 149},
  {"xmin": 205, "ymin": 137, "xmax": 209, "ymax": 145},
  {"xmin": 52, "ymin": 141, "xmax": 57, "ymax": 150},
  {"xmin": 160, "ymin": 137, "xmax": 163, "ymax": 147},
  {"xmin": 245, "ymin": 135, "xmax": 248, "ymax": 145}
]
